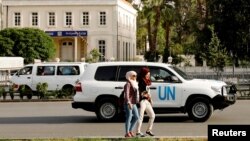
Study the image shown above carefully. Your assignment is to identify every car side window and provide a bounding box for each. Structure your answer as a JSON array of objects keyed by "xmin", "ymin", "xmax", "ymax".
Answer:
[
  {"xmin": 149, "ymin": 67, "xmax": 177, "ymax": 83},
  {"xmin": 118, "ymin": 66, "xmax": 142, "ymax": 81},
  {"xmin": 19, "ymin": 66, "xmax": 32, "ymax": 75},
  {"xmin": 95, "ymin": 66, "xmax": 117, "ymax": 81},
  {"xmin": 57, "ymin": 66, "xmax": 80, "ymax": 75},
  {"xmin": 36, "ymin": 66, "xmax": 55, "ymax": 76}
]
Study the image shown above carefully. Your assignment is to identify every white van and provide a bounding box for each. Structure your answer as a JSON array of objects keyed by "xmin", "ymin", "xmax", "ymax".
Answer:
[{"xmin": 10, "ymin": 62, "xmax": 87, "ymax": 99}]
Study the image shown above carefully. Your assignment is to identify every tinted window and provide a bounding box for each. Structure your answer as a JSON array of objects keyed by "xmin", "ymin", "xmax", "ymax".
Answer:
[
  {"xmin": 95, "ymin": 66, "xmax": 117, "ymax": 81},
  {"xmin": 118, "ymin": 66, "xmax": 143, "ymax": 81},
  {"xmin": 18, "ymin": 66, "xmax": 32, "ymax": 75},
  {"xmin": 148, "ymin": 66, "xmax": 176, "ymax": 83},
  {"xmin": 36, "ymin": 66, "xmax": 55, "ymax": 76},
  {"xmin": 171, "ymin": 66, "xmax": 192, "ymax": 80},
  {"xmin": 57, "ymin": 66, "xmax": 80, "ymax": 75}
]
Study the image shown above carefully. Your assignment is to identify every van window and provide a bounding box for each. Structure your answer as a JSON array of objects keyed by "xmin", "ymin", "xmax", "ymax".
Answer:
[
  {"xmin": 57, "ymin": 66, "xmax": 80, "ymax": 75},
  {"xmin": 95, "ymin": 66, "xmax": 117, "ymax": 81},
  {"xmin": 37, "ymin": 66, "xmax": 55, "ymax": 76},
  {"xmin": 19, "ymin": 66, "xmax": 32, "ymax": 75}
]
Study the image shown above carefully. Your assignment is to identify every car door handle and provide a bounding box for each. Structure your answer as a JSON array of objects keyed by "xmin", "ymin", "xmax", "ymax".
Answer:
[
  {"xmin": 150, "ymin": 87, "xmax": 156, "ymax": 89},
  {"xmin": 27, "ymin": 77, "xmax": 31, "ymax": 79},
  {"xmin": 115, "ymin": 86, "xmax": 123, "ymax": 89}
]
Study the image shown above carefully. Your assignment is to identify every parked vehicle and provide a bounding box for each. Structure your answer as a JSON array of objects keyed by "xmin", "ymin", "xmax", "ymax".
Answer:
[
  {"xmin": 10, "ymin": 62, "xmax": 87, "ymax": 99},
  {"xmin": 72, "ymin": 62, "xmax": 237, "ymax": 122},
  {"xmin": 0, "ymin": 57, "xmax": 24, "ymax": 84}
]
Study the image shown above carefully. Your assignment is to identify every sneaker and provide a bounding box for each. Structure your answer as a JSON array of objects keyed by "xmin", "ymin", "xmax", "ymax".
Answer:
[
  {"xmin": 136, "ymin": 132, "xmax": 145, "ymax": 137},
  {"xmin": 146, "ymin": 131, "xmax": 155, "ymax": 136}
]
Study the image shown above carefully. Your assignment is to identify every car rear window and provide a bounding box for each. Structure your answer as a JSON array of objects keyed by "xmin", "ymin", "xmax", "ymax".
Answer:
[
  {"xmin": 95, "ymin": 66, "xmax": 117, "ymax": 81},
  {"xmin": 117, "ymin": 66, "xmax": 144, "ymax": 81}
]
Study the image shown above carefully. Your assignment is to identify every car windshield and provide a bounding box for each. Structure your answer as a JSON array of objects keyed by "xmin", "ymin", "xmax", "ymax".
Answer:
[{"xmin": 170, "ymin": 66, "xmax": 193, "ymax": 80}]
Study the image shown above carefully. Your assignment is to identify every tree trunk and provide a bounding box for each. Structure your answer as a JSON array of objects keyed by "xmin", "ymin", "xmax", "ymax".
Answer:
[
  {"xmin": 147, "ymin": 20, "xmax": 153, "ymax": 51},
  {"xmin": 151, "ymin": 6, "xmax": 161, "ymax": 51},
  {"xmin": 164, "ymin": 22, "xmax": 171, "ymax": 50}
]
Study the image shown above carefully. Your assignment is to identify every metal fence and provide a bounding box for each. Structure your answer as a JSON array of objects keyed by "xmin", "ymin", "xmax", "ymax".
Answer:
[
  {"xmin": 179, "ymin": 66, "xmax": 250, "ymax": 83},
  {"xmin": 0, "ymin": 70, "xmax": 11, "ymax": 86},
  {"xmin": 178, "ymin": 66, "xmax": 250, "ymax": 99}
]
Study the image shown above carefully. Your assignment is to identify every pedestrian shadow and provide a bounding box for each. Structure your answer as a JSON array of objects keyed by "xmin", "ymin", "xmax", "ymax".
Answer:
[{"xmin": 0, "ymin": 116, "xmax": 98, "ymax": 124}]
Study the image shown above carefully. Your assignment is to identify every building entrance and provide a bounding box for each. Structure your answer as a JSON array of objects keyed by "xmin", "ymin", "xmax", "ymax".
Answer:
[{"xmin": 61, "ymin": 41, "xmax": 73, "ymax": 61}]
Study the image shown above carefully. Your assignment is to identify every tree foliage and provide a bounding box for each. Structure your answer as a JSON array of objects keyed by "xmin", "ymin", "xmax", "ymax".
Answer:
[
  {"xmin": 136, "ymin": 0, "xmax": 201, "ymax": 63},
  {"xmin": 205, "ymin": 26, "xmax": 228, "ymax": 77},
  {"xmin": 0, "ymin": 35, "xmax": 14, "ymax": 56},
  {"xmin": 0, "ymin": 28, "xmax": 55, "ymax": 64},
  {"xmin": 207, "ymin": 0, "xmax": 250, "ymax": 66},
  {"xmin": 133, "ymin": 0, "xmax": 250, "ymax": 67}
]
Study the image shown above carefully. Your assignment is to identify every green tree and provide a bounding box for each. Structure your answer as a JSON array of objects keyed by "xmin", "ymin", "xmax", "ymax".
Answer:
[
  {"xmin": 205, "ymin": 26, "xmax": 228, "ymax": 78},
  {"xmin": 85, "ymin": 48, "xmax": 101, "ymax": 63},
  {"xmin": 161, "ymin": 0, "xmax": 177, "ymax": 63},
  {"xmin": 0, "ymin": 28, "xmax": 55, "ymax": 64},
  {"xmin": 139, "ymin": 0, "xmax": 165, "ymax": 61},
  {"xmin": 0, "ymin": 35, "xmax": 14, "ymax": 56},
  {"xmin": 208, "ymin": 0, "xmax": 250, "ymax": 66}
]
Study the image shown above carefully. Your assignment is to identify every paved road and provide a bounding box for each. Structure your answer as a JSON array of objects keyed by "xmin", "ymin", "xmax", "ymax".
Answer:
[{"xmin": 0, "ymin": 100, "xmax": 249, "ymax": 139}]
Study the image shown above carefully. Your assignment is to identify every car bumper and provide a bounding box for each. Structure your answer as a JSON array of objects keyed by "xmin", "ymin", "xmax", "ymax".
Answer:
[
  {"xmin": 71, "ymin": 102, "xmax": 96, "ymax": 112},
  {"xmin": 212, "ymin": 85, "xmax": 237, "ymax": 110}
]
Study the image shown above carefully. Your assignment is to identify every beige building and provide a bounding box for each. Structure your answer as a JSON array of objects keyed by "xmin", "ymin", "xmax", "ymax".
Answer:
[
  {"xmin": 1, "ymin": 0, "xmax": 137, "ymax": 62},
  {"xmin": 0, "ymin": 0, "xmax": 2, "ymax": 29}
]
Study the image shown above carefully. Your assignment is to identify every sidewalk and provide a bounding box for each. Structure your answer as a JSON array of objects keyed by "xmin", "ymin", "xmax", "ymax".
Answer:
[{"xmin": 0, "ymin": 95, "xmax": 72, "ymax": 102}]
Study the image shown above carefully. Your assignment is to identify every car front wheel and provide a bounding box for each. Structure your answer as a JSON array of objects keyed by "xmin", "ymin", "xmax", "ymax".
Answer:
[{"xmin": 187, "ymin": 97, "xmax": 213, "ymax": 122}]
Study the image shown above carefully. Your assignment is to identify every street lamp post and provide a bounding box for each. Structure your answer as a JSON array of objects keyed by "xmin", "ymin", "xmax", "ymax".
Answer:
[
  {"xmin": 168, "ymin": 56, "xmax": 172, "ymax": 64},
  {"xmin": 168, "ymin": 43, "xmax": 172, "ymax": 64}
]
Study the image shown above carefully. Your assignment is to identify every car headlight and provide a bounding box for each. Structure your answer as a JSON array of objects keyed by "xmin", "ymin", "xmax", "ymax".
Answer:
[{"xmin": 221, "ymin": 86, "xmax": 227, "ymax": 96}]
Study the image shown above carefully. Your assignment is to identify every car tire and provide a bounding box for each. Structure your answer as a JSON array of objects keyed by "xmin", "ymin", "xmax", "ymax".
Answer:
[
  {"xmin": 26, "ymin": 88, "xmax": 33, "ymax": 99},
  {"xmin": 187, "ymin": 97, "xmax": 213, "ymax": 122},
  {"xmin": 62, "ymin": 85, "xmax": 74, "ymax": 98},
  {"xmin": 96, "ymin": 98, "xmax": 119, "ymax": 121}
]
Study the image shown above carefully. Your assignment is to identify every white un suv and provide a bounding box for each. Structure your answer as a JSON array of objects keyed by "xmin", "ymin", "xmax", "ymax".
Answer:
[{"xmin": 72, "ymin": 62, "xmax": 236, "ymax": 122}]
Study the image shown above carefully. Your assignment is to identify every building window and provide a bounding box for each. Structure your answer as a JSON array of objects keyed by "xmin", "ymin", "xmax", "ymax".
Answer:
[
  {"xmin": 99, "ymin": 11, "xmax": 106, "ymax": 25},
  {"xmin": 31, "ymin": 12, "xmax": 38, "ymax": 26},
  {"xmin": 65, "ymin": 12, "xmax": 72, "ymax": 26},
  {"xmin": 82, "ymin": 12, "xmax": 89, "ymax": 25},
  {"xmin": 48, "ymin": 12, "xmax": 55, "ymax": 26},
  {"xmin": 14, "ymin": 12, "xmax": 21, "ymax": 26},
  {"xmin": 99, "ymin": 40, "xmax": 106, "ymax": 61}
]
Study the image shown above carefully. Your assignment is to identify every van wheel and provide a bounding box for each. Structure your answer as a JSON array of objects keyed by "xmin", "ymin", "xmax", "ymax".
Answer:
[
  {"xmin": 96, "ymin": 98, "xmax": 118, "ymax": 121},
  {"xmin": 27, "ymin": 94, "xmax": 32, "ymax": 99},
  {"xmin": 62, "ymin": 85, "xmax": 74, "ymax": 98},
  {"xmin": 25, "ymin": 87, "xmax": 33, "ymax": 99},
  {"xmin": 19, "ymin": 86, "xmax": 33, "ymax": 100},
  {"xmin": 187, "ymin": 98, "xmax": 213, "ymax": 122}
]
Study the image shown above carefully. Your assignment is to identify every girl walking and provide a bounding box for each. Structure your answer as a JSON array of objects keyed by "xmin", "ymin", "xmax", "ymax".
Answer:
[
  {"xmin": 136, "ymin": 67, "xmax": 155, "ymax": 137},
  {"xmin": 124, "ymin": 71, "xmax": 140, "ymax": 137}
]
